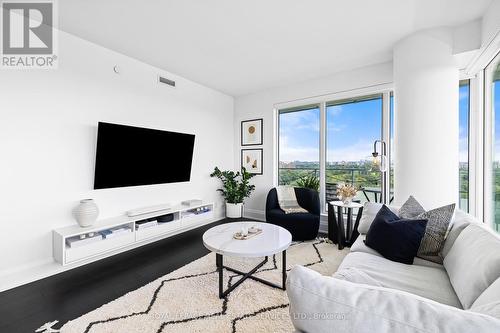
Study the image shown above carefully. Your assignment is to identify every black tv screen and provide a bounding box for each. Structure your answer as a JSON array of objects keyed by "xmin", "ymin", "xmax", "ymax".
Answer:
[{"xmin": 94, "ymin": 122, "xmax": 195, "ymax": 189}]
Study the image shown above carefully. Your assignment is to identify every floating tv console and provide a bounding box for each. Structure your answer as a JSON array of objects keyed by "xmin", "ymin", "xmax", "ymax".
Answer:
[
  {"xmin": 126, "ymin": 203, "xmax": 172, "ymax": 217},
  {"xmin": 53, "ymin": 202, "xmax": 215, "ymax": 266}
]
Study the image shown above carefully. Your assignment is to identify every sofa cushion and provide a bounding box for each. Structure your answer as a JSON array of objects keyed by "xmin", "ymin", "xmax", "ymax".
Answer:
[
  {"xmin": 351, "ymin": 235, "xmax": 443, "ymax": 268},
  {"xmin": 350, "ymin": 235, "xmax": 382, "ymax": 257},
  {"xmin": 444, "ymin": 224, "xmax": 500, "ymax": 309},
  {"xmin": 333, "ymin": 267, "xmax": 383, "ymax": 286},
  {"xmin": 471, "ymin": 277, "xmax": 500, "ymax": 320},
  {"xmin": 357, "ymin": 202, "xmax": 400, "ymax": 234},
  {"xmin": 399, "ymin": 195, "xmax": 426, "ymax": 218},
  {"xmin": 441, "ymin": 209, "xmax": 478, "ymax": 258},
  {"xmin": 287, "ymin": 265, "xmax": 500, "ymax": 333},
  {"xmin": 365, "ymin": 205, "xmax": 427, "ymax": 264},
  {"xmin": 338, "ymin": 252, "xmax": 462, "ymax": 307}
]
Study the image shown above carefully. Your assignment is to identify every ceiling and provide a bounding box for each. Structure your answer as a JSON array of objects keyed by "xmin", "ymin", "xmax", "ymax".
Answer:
[{"xmin": 59, "ymin": 0, "xmax": 492, "ymax": 96}]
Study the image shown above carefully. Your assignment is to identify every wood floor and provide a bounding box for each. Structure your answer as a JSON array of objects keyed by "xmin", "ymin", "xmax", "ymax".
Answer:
[{"xmin": 0, "ymin": 218, "xmax": 245, "ymax": 333}]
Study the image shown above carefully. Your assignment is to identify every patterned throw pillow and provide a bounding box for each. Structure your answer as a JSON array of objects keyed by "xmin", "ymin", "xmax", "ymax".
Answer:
[
  {"xmin": 416, "ymin": 203, "xmax": 455, "ymax": 263},
  {"xmin": 399, "ymin": 195, "xmax": 426, "ymax": 218}
]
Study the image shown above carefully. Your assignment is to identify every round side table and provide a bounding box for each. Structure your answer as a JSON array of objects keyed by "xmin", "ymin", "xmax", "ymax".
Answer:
[{"xmin": 327, "ymin": 201, "xmax": 363, "ymax": 250}]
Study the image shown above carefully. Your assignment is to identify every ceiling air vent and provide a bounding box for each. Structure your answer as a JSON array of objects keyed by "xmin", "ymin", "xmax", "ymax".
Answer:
[{"xmin": 158, "ymin": 76, "xmax": 176, "ymax": 87}]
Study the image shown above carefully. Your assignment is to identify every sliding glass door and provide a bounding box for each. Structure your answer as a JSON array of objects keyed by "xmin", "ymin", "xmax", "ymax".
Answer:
[
  {"xmin": 277, "ymin": 90, "xmax": 392, "ymax": 213},
  {"xmin": 486, "ymin": 52, "xmax": 500, "ymax": 232},
  {"xmin": 325, "ymin": 95, "xmax": 383, "ymax": 204}
]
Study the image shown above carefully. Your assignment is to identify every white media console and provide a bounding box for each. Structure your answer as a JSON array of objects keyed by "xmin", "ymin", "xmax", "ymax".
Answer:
[{"xmin": 53, "ymin": 202, "xmax": 215, "ymax": 266}]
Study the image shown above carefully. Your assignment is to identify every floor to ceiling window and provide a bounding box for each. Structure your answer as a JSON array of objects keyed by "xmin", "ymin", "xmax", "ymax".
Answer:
[
  {"xmin": 277, "ymin": 89, "xmax": 392, "ymax": 213},
  {"xmin": 459, "ymin": 80, "xmax": 470, "ymax": 212},
  {"xmin": 390, "ymin": 92, "xmax": 395, "ymax": 200},
  {"xmin": 278, "ymin": 105, "xmax": 320, "ymax": 186},
  {"xmin": 325, "ymin": 95, "xmax": 383, "ymax": 204},
  {"xmin": 487, "ymin": 52, "xmax": 500, "ymax": 232}
]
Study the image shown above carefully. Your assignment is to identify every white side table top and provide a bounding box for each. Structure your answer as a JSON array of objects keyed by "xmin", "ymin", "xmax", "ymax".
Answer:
[
  {"xmin": 202, "ymin": 222, "xmax": 292, "ymax": 258},
  {"xmin": 329, "ymin": 200, "xmax": 363, "ymax": 209}
]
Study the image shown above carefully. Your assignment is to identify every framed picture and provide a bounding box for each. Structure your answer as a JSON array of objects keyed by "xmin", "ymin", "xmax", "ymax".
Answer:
[
  {"xmin": 241, "ymin": 149, "xmax": 263, "ymax": 175},
  {"xmin": 241, "ymin": 118, "xmax": 263, "ymax": 146}
]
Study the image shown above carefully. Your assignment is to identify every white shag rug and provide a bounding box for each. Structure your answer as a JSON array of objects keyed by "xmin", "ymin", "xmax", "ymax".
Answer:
[{"xmin": 60, "ymin": 239, "xmax": 348, "ymax": 333}]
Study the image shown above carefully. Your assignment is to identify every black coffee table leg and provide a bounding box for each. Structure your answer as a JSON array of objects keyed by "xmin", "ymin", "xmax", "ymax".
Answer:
[
  {"xmin": 216, "ymin": 253, "xmax": 223, "ymax": 298},
  {"xmin": 282, "ymin": 250, "xmax": 287, "ymax": 288},
  {"xmin": 216, "ymin": 251, "xmax": 287, "ymax": 299}
]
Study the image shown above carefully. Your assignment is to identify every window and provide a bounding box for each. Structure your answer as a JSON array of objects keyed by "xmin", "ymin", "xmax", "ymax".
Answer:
[
  {"xmin": 278, "ymin": 105, "xmax": 320, "ymax": 186},
  {"xmin": 325, "ymin": 95, "xmax": 383, "ymax": 204},
  {"xmin": 486, "ymin": 52, "xmax": 500, "ymax": 232},
  {"xmin": 459, "ymin": 80, "xmax": 470, "ymax": 212},
  {"xmin": 390, "ymin": 92, "xmax": 395, "ymax": 200},
  {"xmin": 277, "ymin": 89, "xmax": 393, "ymax": 213}
]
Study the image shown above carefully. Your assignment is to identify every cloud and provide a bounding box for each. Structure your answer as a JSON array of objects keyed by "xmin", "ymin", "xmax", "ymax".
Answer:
[
  {"xmin": 459, "ymin": 88, "xmax": 469, "ymax": 102},
  {"xmin": 326, "ymin": 105, "xmax": 343, "ymax": 117},
  {"xmin": 327, "ymin": 139, "xmax": 373, "ymax": 162},
  {"xmin": 280, "ymin": 137, "xmax": 374, "ymax": 163},
  {"xmin": 280, "ymin": 110, "xmax": 320, "ymax": 133},
  {"xmin": 280, "ymin": 135, "xmax": 319, "ymax": 162}
]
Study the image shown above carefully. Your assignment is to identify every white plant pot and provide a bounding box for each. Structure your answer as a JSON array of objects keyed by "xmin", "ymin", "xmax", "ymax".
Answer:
[
  {"xmin": 226, "ymin": 202, "xmax": 243, "ymax": 218},
  {"xmin": 74, "ymin": 199, "xmax": 99, "ymax": 227}
]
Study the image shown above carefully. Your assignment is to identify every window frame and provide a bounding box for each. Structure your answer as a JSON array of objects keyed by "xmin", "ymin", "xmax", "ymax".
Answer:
[
  {"xmin": 483, "ymin": 51, "xmax": 500, "ymax": 229},
  {"xmin": 274, "ymin": 83, "xmax": 394, "ymax": 214}
]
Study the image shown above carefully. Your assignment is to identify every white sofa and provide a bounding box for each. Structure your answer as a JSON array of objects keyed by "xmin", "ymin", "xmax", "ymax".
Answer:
[{"xmin": 286, "ymin": 207, "xmax": 500, "ymax": 333}]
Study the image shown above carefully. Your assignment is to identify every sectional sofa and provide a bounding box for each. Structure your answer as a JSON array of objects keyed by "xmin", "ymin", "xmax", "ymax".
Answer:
[{"xmin": 287, "ymin": 204, "xmax": 500, "ymax": 333}]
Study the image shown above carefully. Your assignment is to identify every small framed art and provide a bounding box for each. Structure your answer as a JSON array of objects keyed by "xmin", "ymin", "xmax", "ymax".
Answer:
[
  {"xmin": 241, "ymin": 148, "xmax": 263, "ymax": 175},
  {"xmin": 241, "ymin": 118, "xmax": 263, "ymax": 146}
]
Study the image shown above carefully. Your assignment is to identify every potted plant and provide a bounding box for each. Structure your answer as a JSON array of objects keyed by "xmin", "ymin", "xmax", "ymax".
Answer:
[
  {"xmin": 210, "ymin": 167, "xmax": 256, "ymax": 218},
  {"xmin": 296, "ymin": 174, "xmax": 320, "ymax": 192}
]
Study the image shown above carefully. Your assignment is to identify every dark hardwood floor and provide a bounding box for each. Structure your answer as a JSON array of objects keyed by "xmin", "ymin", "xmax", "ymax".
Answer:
[{"xmin": 0, "ymin": 218, "xmax": 245, "ymax": 333}]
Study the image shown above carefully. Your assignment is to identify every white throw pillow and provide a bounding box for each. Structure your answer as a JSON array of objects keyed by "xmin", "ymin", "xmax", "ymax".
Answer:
[
  {"xmin": 443, "ymin": 224, "xmax": 500, "ymax": 309},
  {"xmin": 357, "ymin": 202, "xmax": 399, "ymax": 234}
]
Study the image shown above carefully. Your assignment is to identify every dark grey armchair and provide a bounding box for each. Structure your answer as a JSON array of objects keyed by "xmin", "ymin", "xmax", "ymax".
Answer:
[{"xmin": 265, "ymin": 187, "xmax": 320, "ymax": 240}]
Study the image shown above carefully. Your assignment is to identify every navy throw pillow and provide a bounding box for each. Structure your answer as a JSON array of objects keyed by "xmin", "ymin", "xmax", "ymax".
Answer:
[{"xmin": 364, "ymin": 205, "xmax": 427, "ymax": 265}]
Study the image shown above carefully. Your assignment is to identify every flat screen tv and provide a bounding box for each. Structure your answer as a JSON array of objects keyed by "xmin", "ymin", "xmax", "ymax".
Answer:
[{"xmin": 94, "ymin": 122, "xmax": 195, "ymax": 189}]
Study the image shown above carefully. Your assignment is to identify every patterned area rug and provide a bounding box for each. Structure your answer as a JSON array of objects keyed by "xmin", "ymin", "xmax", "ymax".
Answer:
[{"xmin": 61, "ymin": 239, "xmax": 349, "ymax": 333}]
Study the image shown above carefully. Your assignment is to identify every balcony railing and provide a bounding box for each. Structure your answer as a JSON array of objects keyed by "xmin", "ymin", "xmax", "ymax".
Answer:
[
  {"xmin": 279, "ymin": 166, "xmax": 383, "ymax": 203},
  {"xmin": 279, "ymin": 166, "xmax": 469, "ymax": 204}
]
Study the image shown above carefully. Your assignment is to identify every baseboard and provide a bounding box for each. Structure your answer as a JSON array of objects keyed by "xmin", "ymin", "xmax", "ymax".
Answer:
[{"xmin": 243, "ymin": 208, "xmax": 265, "ymax": 221}]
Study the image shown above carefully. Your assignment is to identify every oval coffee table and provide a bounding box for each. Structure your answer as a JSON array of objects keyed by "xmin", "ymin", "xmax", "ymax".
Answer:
[{"xmin": 203, "ymin": 221, "xmax": 292, "ymax": 299}]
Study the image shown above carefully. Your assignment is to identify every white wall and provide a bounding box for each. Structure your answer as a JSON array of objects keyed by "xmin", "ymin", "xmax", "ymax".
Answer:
[
  {"xmin": 0, "ymin": 31, "xmax": 234, "ymax": 277},
  {"xmin": 393, "ymin": 28, "xmax": 459, "ymax": 208},
  {"xmin": 234, "ymin": 63, "xmax": 393, "ymax": 219},
  {"xmin": 481, "ymin": 0, "xmax": 500, "ymax": 47}
]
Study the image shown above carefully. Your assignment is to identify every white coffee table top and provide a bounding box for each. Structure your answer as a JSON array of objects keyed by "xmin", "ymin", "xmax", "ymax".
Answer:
[{"xmin": 202, "ymin": 222, "xmax": 292, "ymax": 258}]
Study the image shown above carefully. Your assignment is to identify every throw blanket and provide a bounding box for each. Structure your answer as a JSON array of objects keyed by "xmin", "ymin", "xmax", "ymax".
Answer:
[{"xmin": 276, "ymin": 186, "xmax": 308, "ymax": 214}]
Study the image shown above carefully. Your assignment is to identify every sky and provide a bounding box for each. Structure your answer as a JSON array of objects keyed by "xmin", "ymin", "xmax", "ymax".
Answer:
[
  {"xmin": 494, "ymin": 76, "xmax": 500, "ymax": 163},
  {"xmin": 459, "ymin": 83, "xmax": 469, "ymax": 163},
  {"xmin": 279, "ymin": 98, "xmax": 382, "ymax": 163},
  {"xmin": 279, "ymin": 81, "xmax": 496, "ymax": 165}
]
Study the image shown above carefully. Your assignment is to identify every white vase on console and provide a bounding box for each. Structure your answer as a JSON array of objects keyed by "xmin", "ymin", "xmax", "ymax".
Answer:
[{"xmin": 74, "ymin": 199, "xmax": 99, "ymax": 227}]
